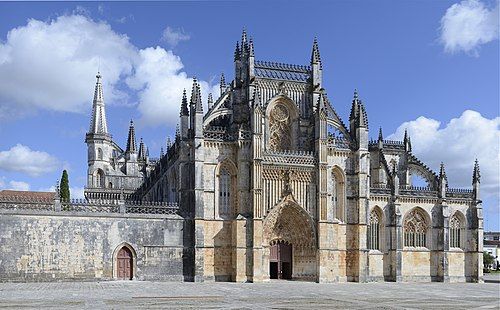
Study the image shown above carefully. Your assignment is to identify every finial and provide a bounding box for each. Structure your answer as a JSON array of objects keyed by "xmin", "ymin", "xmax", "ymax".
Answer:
[
  {"xmin": 354, "ymin": 89, "xmax": 358, "ymax": 100},
  {"xmin": 234, "ymin": 41, "xmax": 241, "ymax": 61},
  {"xmin": 241, "ymin": 28, "xmax": 247, "ymax": 44},
  {"xmin": 378, "ymin": 127, "xmax": 383, "ymax": 141},
  {"xmin": 207, "ymin": 93, "xmax": 213, "ymax": 109},
  {"xmin": 439, "ymin": 162, "xmax": 447, "ymax": 180},
  {"xmin": 249, "ymin": 37, "xmax": 254, "ymax": 57},
  {"xmin": 180, "ymin": 89, "xmax": 189, "ymax": 116},
  {"xmin": 220, "ymin": 73, "xmax": 226, "ymax": 87},
  {"xmin": 311, "ymin": 37, "xmax": 322, "ymax": 68},
  {"xmin": 473, "ymin": 159, "xmax": 481, "ymax": 184}
]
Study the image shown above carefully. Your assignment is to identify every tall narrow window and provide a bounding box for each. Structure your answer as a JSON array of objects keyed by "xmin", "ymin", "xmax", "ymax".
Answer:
[
  {"xmin": 219, "ymin": 167, "xmax": 232, "ymax": 218},
  {"xmin": 332, "ymin": 168, "xmax": 345, "ymax": 221},
  {"xmin": 450, "ymin": 214, "xmax": 463, "ymax": 249},
  {"xmin": 368, "ymin": 209, "xmax": 381, "ymax": 250},
  {"xmin": 404, "ymin": 208, "xmax": 428, "ymax": 247},
  {"xmin": 97, "ymin": 148, "xmax": 103, "ymax": 160},
  {"xmin": 96, "ymin": 169, "xmax": 105, "ymax": 188}
]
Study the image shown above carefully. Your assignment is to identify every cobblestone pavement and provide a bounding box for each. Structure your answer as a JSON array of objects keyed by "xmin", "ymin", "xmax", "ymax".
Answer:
[{"xmin": 0, "ymin": 281, "xmax": 498, "ymax": 309}]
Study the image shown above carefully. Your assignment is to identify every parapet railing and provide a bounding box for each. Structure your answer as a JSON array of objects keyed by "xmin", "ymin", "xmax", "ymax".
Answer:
[
  {"xmin": 370, "ymin": 184, "xmax": 473, "ymax": 199},
  {"xmin": 0, "ymin": 197, "xmax": 180, "ymax": 216},
  {"xmin": 326, "ymin": 136, "xmax": 351, "ymax": 150}
]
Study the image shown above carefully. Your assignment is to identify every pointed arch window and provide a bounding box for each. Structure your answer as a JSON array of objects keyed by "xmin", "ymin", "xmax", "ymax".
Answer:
[
  {"xmin": 219, "ymin": 167, "xmax": 232, "ymax": 219},
  {"xmin": 97, "ymin": 148, "xmax": 103, "ymax": 160},
  {"xmin": 332, "ymin": 168, "xmax": 345, "ymax": 222},
  {"xmin": 95, "ymin": 169, "xmax": 105, "ymax": 188},
  {"xmin": 368, "ymin": 209, "xmax": 381, "ymax": 250},
  {"xmin": 404, "ymin": 208, "xmax": 428, "ymax": 248},
  {"xmin": 450, "ymin": 214, "xmax": 464, "ymax": 249}
]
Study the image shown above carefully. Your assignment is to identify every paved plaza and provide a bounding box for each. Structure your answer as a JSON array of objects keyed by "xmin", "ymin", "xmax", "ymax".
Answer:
[{"xmin": 0, "ymin": 280, "xmax": 499, "ymax": 309}]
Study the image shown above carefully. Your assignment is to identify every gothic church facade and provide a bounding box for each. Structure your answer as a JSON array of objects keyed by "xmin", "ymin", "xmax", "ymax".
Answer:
[{"xmin": 84, "ymin": 32, "xmax": 483, "ymax": 283}]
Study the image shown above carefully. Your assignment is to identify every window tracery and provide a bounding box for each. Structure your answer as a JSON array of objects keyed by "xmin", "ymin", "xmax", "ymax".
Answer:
[
  {"xmin": 450, "ymin": 214, "xmax": 463, "ymax": 249},
  {"xmin": 368, "ymin": 209, "xmax": 381, "ymax": 250},
  {"xmin": 269, "ymin": 103, "xmax": 291, "ymax": 151},
  {"xmin": 219, "ymin": 167, "xmax": 232, "ymax": 219},
  {"xmin": 404, "ymin": 208, "xmax": 428, "ymax": 247}
]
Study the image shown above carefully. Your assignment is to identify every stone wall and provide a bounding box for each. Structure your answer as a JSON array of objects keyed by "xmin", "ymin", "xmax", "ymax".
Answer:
[{"xmin": 0, "ymin": 210, "xmax": 187, "ymax": 282}]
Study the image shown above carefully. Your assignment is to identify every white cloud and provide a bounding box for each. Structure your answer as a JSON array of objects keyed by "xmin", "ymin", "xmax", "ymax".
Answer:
[
  {"xmin": 0, "ymin": 144, "xmax": 60, "ymax": 177},
  {"xmin": 0, "ymin": 14, "xmax": 216, "ymax": 129},
  {"xmin": 439, "ymin": 0, "xmax": 499, "ymax": 55},
  {"xmin": 127, "ymin": 47, "xmax": 219, "ymax": 127},
  {"xmin": 0, "ymin": 15, "xmax": 137, "ymax": 119},
  {"xmin": 8, "ymin": 180, "xmax": 30, "ymax": 191},
  {"xmin": 0, "ymin": 177, "xmax": 31, "ymax": 191},
  {"xmin": 387, "ymin": 110, "xmax": 500, "ymax": 198},
  {"xmin": 161, "ymin": 26, "xmax": 190, "ymax": 47}
]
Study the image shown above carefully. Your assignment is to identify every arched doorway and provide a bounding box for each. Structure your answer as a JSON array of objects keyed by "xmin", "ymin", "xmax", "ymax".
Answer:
[
  {"xmin": 263, "ymin": 198, "xmax": 317, "ymax": 281},
  {"xmin": 116, "ymin": 246, "xmax": 133, "ymax": 280},
  {"xmin": 270, "ymin": 240, "xmax": 293, "ymax": 279}
]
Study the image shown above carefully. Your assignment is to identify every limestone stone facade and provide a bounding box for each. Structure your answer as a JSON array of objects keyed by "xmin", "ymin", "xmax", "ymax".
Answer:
[{"xmin": 7, "ymin": 31, "xmax": 479, "ymax": 283}]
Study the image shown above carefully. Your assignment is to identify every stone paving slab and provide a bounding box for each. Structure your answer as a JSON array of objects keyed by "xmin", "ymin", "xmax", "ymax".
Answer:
[{"xmin": 0, "ymin": 281, "xmax": 498, "ymax": 309}]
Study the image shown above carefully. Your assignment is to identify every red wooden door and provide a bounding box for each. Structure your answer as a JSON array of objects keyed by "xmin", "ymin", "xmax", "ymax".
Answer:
[
  {"xmin": 117, "ymin": 247, "xmax": 133, "ymax": 280},
  {"xmin": 269, "ymin": 241, "xmax": 292, "ymax": 279}
]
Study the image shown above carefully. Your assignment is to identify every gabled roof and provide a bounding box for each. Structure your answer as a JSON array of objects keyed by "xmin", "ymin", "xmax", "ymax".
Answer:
[
  {"xmin": 254, "ymin": 60, "xmax": 311, "ymax": 82},
  {"xmin": 0, "ymin": 190, "xmax": 54, "ymax": 201}
]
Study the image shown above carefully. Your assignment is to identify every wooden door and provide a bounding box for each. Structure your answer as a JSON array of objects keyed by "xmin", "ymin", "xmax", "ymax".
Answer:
[
  {"xmin": 117, "ymin": 247, "xmax": 133, "ymax": 280},
  {"xmin": 269, "ymin": 241, "xmax": 292, "ymax": 279}
]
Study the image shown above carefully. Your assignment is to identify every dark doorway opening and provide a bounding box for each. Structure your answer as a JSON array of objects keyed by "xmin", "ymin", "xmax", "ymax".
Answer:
[
  {"xmin": 269, "ymin": 241, "xmax": 292, "ymax": 280},
  {"xmin": 117, "ymin": 246, "xmax": 133, "ymax": 280}
]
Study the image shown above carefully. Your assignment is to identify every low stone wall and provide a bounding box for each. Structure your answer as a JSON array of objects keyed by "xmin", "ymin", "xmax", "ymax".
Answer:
[{"xmin": 0, "ymin": 209, "xmax": 188, "ymax": 282}]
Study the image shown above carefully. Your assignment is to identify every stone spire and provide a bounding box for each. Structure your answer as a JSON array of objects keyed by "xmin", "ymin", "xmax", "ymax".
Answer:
[
  {"xmin": 439, "ymin": 162, "xmax": 447, "ymax": 181},
  {"xmin": 89, "ymin": 72, "xmax": 108, "ymax": 134},
  {"xmin": 234, "ymin": 41, "xmax": 241, "ymax": 61},
  {"xmin": 241, "ymin": 28, "xmax": 248, "ymax": 55},
  {"xmin": 138, "ymin": 138, "xmax": 146, "ymax": 160},
  {"xmin": 180, "ymin": 89, "xmax": 189, "ymax": 116},
  {"xmin": 349, "ymin": 89, "xmax": 367, "ymax": 129},
  {"xmin": 378, "ymin": 127, "xmax": 384, "ymax": 149},
  {"xmin": 349, "ymin": 89, "xmax": 360, "ymax": 122},
  {"xmin": 404, "ymin": 129, "xmax": 412, "ymax": 152},
  {"xmin": 472, "ymin": 159, "xmax": 481, "ymax": 200},
  {"xmin": 358, "ymin": 99, "xmax": 368, "ymax": 128},
  {"xmin": 311, "ymin": 37, "xmax": 322, "ymax": 68},
  {"xmin": 472, "ymin": 159, "xmax": 481, "ymax": 184},
  {"xmin": 190, "ymin": 78, "xmax": 203, "ymax": 113},
  {"xmin": 126, "ymin": 120, "xmax": 137, "ymax": 153}
]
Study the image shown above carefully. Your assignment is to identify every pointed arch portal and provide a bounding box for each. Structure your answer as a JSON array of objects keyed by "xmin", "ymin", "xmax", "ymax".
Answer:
[{"xmin": 263, "ymin": 198, "xmax": 317, "ymax": 280}]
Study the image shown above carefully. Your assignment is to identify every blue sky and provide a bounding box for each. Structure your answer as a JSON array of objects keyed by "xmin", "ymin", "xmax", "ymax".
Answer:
[{"xmin": 0, "ymin": 1, "xmax": 498, "ymax": 229}]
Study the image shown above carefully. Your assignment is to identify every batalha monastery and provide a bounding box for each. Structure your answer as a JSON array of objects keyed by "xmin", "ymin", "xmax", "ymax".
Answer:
[{"xmin": 0, "ymin": 32, "xmax": 484, "ymax": 283}]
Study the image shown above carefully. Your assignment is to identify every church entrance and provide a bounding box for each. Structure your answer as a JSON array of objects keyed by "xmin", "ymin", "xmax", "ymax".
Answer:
[
  {"xmin": 117, "ymin": 246, "xmax": 133, "ymax": 280},
  {"xmin": 269, "ymin": 241, "xmax": 292, "ymax": 279}
]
